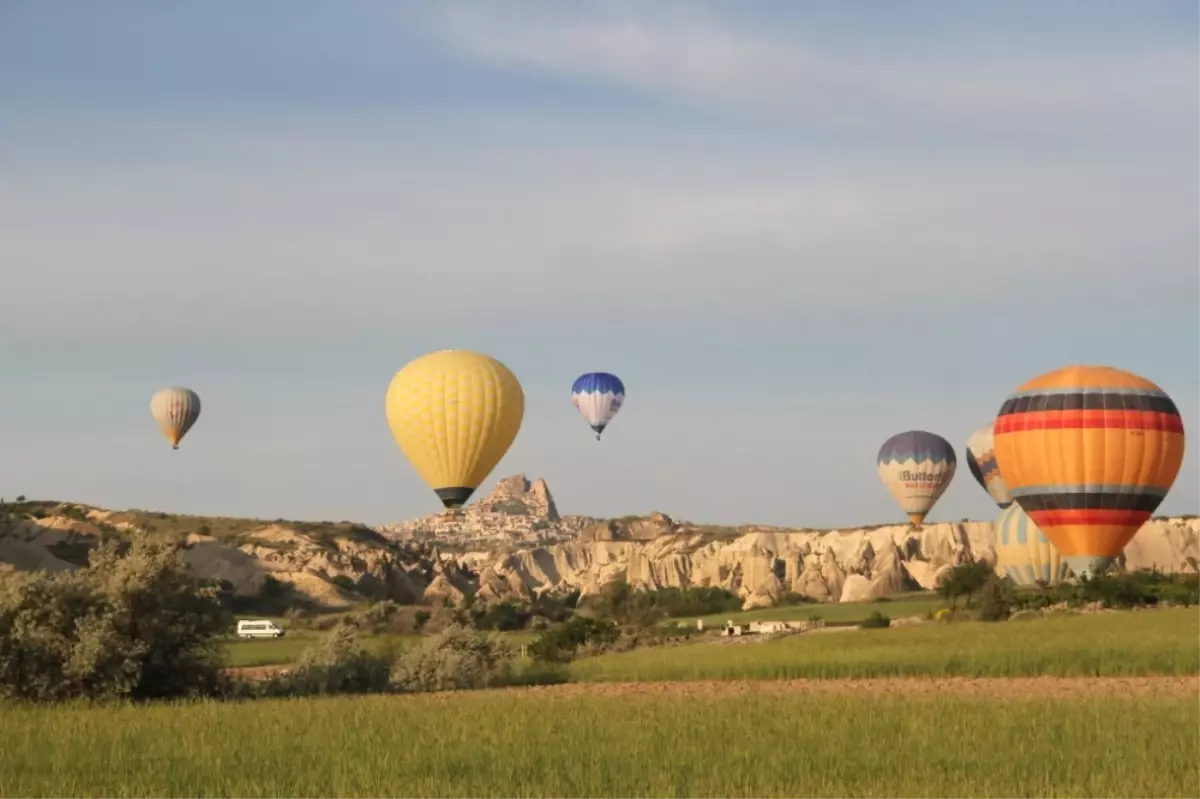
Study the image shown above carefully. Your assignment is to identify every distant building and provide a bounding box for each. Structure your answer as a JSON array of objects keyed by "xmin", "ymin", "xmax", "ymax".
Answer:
[{"xmin": 721, "ymin": 619, "xmax": 825, "ymax": 637}]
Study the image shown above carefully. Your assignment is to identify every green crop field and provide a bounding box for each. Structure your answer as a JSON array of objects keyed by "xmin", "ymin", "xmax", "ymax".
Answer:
[
  {"xmin": 571, "ymin": 609, "xmax": 1200, "ymax": 682},
  {"xmin": 1, "ymin": 688, "xmax": 1195, "ymax": 797},
  {"xmin": 675, "ymin": 595, "xmax": 944, "ymax": 628},
  {"xmin": 223, "ymin": 630, "xmax": 539, "ymax": 668}
]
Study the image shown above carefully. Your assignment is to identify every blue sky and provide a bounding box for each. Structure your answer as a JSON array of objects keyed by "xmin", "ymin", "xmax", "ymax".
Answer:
[{"xmin": 1, "ymin": 0, "xmax": 1196, "ymax": 528}]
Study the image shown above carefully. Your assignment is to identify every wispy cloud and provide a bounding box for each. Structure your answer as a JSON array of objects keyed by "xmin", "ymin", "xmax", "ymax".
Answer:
[
  {"xmin": 2, "ymin": 117, "xmax": 1194, "ymax": 356},
  {"xmin": 409, "ymin": 1, "xmax": 1196, "ymax": 136}
]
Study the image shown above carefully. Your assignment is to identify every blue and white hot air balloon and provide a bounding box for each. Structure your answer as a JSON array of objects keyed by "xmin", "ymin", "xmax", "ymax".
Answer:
[
  {"xmin": 876, "ymin": 430, "xmax": 956, "ymax": 530},
  {"xmin": 571, "ymin": 372, "xmax": 625, "ymax": 441}
]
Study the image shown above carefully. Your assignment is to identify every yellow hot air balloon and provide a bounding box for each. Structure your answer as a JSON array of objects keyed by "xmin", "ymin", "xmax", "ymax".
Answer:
[
  {"xmin": 992, "ymin": 503, "xmax": 1069, "ymax": 587},
  {"xmin": 992, "ymin": 365, "xmax": 1186, "ymax": 579},
  {"xmin": 385, "ymin": 350, "xmax": 525, "ymax": 509},
  {"xmin": 150, "ymin": 387, "xmax": 202, "ymax": 450}
]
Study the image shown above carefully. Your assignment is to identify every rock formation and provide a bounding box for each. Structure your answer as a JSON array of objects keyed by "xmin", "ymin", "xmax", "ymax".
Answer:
[
  {"xmin": 0, "ymin": 501, "xmax": 436, "ymax": 611},
  {"xmin": 2, "ymin": 476, "xmax": 1196, "ymax": 612},
  {"xmin": 378, "ymin": 474, "xmax": 592, "ymax": 550}
]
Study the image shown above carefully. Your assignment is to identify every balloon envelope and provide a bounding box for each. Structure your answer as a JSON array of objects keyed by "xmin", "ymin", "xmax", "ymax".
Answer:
[
  {"xmin": 385, "ymin": 350, "xmax": 525, "ymax": 510},
  {"xmin": 571, "ymin": 372, "xmax": 625, "ymax": 440},
  {"xmin": 876, "ymin": 430, "xmax": 956, "ymax": 528},
  {"xmin": 992, "ymin": 503, "xmax": 1069, "ymax": 587},
  {"xmin": 965, "ymin": 424, "xmax": 1013, "ymax": 509},
  {"xmin": 150, "ymin": 387, "xmax": 201, "ymax": 450},
  {"xmin": 992, "ymin": 364, "xmax": 1185, "ymax": 579}
]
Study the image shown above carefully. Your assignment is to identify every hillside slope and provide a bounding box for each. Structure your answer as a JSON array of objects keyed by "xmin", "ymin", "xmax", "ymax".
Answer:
[{"xmin": 2, "ymin": 478, "xmax": 1196, "ymax": 612}]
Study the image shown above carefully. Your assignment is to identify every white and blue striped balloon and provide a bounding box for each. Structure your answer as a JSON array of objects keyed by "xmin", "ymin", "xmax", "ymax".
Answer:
[
  {"xmin": 571, "ymin": 372, "xmax": 625, "ymax": 441},
  {"xmin": 993, "ymin": 503, "xmax": 1070, "ymax": 587}
]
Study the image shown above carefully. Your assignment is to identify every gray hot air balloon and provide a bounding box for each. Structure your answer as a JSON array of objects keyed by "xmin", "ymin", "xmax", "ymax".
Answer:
[{"xmin": 150, "ymin": 387, "xmax": 201, "ymax": 450}]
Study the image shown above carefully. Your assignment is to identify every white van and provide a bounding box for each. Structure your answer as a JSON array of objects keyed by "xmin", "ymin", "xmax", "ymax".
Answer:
[{"xmin": 236, "ymin": 619, "xmax": 285, "ymax": 639}]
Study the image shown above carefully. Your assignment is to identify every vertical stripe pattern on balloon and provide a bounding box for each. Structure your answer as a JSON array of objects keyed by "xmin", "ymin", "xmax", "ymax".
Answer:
[
  {"xmin": 965, "ymin": 424, "xmax": 1013, "ymax": 509},
  {"xmin": 149, "ymin": 387, "xmax": 202, "ymax": 449},
  {"xmin": 385, "ymin": 350, "xmax": 525, "ymax": 509},
  {"xmin": 992, "ymin": 503, "xmax": 1069, "ymax": 586}
]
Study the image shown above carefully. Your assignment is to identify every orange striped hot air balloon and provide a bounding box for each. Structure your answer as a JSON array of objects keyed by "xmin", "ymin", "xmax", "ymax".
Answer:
[{"xmin": 992, "ymin": 365, "xmax": 1186, "ymax": 579}]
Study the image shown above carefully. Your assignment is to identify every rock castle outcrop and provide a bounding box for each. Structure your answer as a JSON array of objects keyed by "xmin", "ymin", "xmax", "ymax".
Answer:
[{"xmin": 2, "ymin": 475, "xmax": 1196, "ymax": 611}]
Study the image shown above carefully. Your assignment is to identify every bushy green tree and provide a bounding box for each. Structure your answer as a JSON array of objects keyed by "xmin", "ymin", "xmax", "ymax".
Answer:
[
  {"xmin": 527, "ymin": 615, "xmax": 620, "ymax": 663},
  {"xmin": 260, "ymin": 622, "xmax": 392, "ymax": 697},
  {"xmin": 390, "ymin": 625, "xmax": 514, "ymax": 692},
  {"xmin": 976, "ymin": 575, "xmax": 1017, "ymax": 621},
  {"xmin": 580, "ymin": 582, "xmax": 740, "ymax": 625},
  {"xmin": 936, "ymin": 561, "xmax": 992, "ymax": 610},
  {"xmin": 0, "ymin": 535, "xmax": 229, "ymax": 701}
]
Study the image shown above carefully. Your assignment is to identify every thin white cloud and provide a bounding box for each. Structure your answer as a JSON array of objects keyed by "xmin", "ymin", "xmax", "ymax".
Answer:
[
  {"xmin": 409, "ymin": 2, "xmax": 1196, "ymax": 135},
  {"xmin": 1, "ymin": 124, "xmax": 1194, "ymax": 349}
]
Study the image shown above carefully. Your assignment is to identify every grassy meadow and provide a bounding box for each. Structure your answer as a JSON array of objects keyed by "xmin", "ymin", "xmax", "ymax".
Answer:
[
  {"xmin": 2, "ymin": 690, "xmax": 1195, "ymax": 798},
  {"xmin": 570, "ymin": 609, "xmax": 1199, "ymax": 682},
  {"xmin": 676, "ymin": 595, "xmax": 943, "ymax": 628},
  {"xmin": 223, "ymin": 629, "xmax": 539, "ymax": 668}
]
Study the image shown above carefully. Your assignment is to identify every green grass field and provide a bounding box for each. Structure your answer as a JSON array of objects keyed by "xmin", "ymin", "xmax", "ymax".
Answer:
[
  {"xmin": 223, "ymin": 630, "xmax": 539, "ymax": 668},
  {"xmin": 571, "ymin": 609, "xmax": 1200, "ymax": 682},
  {"xmin": 2, "ymin": 690, "xmax": 1195, "ymax": 797},
  {"xmin": 676, "ymin": 595, "xmax": 943, "ymax": 628}
]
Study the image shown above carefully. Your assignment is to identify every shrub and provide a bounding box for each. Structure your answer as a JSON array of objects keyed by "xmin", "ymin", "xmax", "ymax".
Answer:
[
  {"xmin": 528, "ymin": 615, "xmax": 620, "ymax": 663},
  {"xmin": 259, "ymin": 623, "xmax": 392, "ymax": 697},
  {"xmin": 506, "ymin": 661, "xmax": 570, "ymax": 687},
  {"xmin": 59, "ymin": 504, "xmax": 90, "ymax": 523},
  {"xmin": 0, "ymin": 535, "xmax": 230, "ymax": 702},
  {"xmin": 936, "ymin": 562, "xmax": 992, "ymax": 610},
  {"xmin": 530, "ymin": 592, "xmax": 575, "ymax": 622},
  {"xmin": 225, "ymin": 573, "xmax": 306, "ymax": 616},
  {"xmin": 413, "ymin": 609, "xmax": 432, "ymax": 632},
  {"xmin": 777, "ymin": 592, "xmax": 818, "ymax": 607},
  {"xmin": 352, "ymin": 600, "xmax": 403, "ymax": 633},
  {"xmin": 860, "ymin": 611, "xmax": 891, "ymax": 629},
  {"xmin": 472, "ymin": 601, "xmax": 531, "ymax": 631},
  {"xmin": 580, "ymin": 582, "xmax": 740, "ymax": 624},
  {"xmin": 390, "ymin": 625, "xmax": 515, "ymax": 693},
  {"xmin": 976, "ymin": 576, "xmax": 1017, "ymax": 622},
  {"xmin": 330, "ymin": 575, "xmax": 358, "ymax": 594}
]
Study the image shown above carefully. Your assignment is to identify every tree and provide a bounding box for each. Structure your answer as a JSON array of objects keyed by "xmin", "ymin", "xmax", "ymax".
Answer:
[
  {"xmin": 527, "ymin": 615, "xmax": 619, "ymax": 663},
  {"xmin": 936, "ymin": 562, "xmax": 992, "ymax": 611},
  {"xmin": 260, "ymin": 622, "xmax": 392, "ymax": 697},
  {"xmin": 413, "ymin": 609, "xmax": 432, "ymax": 632},
  {"xmin": 976, "ymin": 575, "xmax": 1017, "ymax": 621},
  {"xmin": 0, "ymin": 535, "xmax": 230, "ymax": 701},
  {"xmin": 390, "ymin": 625, "xmax": 515, "ymax": 692}
]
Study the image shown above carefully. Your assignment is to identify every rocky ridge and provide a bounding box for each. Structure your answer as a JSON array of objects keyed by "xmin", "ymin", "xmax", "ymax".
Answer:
[
  {"xmin": 378, "ymin": 474, "xmax": 595, "ymax": 550},
  {"xmin": 2, "ymin": 475, "xmax": 1196, "ymax": 612}
]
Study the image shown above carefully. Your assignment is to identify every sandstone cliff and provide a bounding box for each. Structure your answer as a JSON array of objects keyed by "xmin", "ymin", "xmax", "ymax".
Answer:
[
  {"xmin": 2, "ymin": 476, "xmax": 1196, "ymax": 612},
  {"xmin": 378, "ymin": 474, "xmax": 595, "ymax": 550},
  {"xmin": 0, "ymin": 501, "xmax": 443, "ymax": 611}
]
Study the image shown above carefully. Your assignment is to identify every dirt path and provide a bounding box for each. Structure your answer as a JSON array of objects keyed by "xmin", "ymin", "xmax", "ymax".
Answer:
[
  {"xmin": 499, "ymin": 676, "xmax": 1198, "ymax": 699},
  {"xmin": 224, "ymin": 669, "xmax": 1198, "ymax": 699}
]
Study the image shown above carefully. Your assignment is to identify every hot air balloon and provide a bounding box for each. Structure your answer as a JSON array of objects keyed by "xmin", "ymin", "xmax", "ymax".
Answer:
[
  {"xmin": 992, "ymin": 503, "xmax": 1069, "ymax": 587},
  {"xmin": 571, "ymin": 372, "xmax": 625, "ymax": 441},
  {"xmin": 150, "ymin": 387, "xmax": 201, "ymax": 450},
  {"xmin": 965, "ymin": 424, "xmax": 1013, "ymax": 509},
  {"xmin": 992, "ymin": 365, "xmax": 1186, "ymax": 579},
  {"xmin": 385, "ymin": 350, "xmax": 525, "ymax": 510},
  {"xmin": 877, "ymin": 431, "xmax": 956, "ymax": 529}
]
